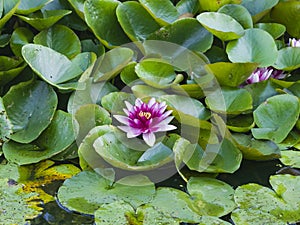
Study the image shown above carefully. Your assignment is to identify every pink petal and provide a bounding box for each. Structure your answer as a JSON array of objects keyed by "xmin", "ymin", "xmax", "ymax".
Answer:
[
  {"xmin": 147, "ymin": 98, "xmax": 156, "ymax": 108},
  {"xmin": 125, "ymin": 101, "xmax": 133, "ymax": 111},
  {"xmin": 143, "ymin": 132, "xmax": 156, "ymax": 146},
  {"xmin": 118, "ymin": 126, "xmax": 141, "ymax": 138},
  {"xmin": 113, "ymin": 115, "xmax": 130, "ymax": 125}
]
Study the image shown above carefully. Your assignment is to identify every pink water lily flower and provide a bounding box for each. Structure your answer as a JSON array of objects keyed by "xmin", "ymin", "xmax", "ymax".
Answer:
[
  {"xmin": 246, "ymin": 67, "xmax": 286, "ymax": 84},
  {"xmin": 113, "ymin": 98, "xmax": 176, "ymax": 147},
  {"xmin": 288, "ymin": 38, "xmax": 300, "ymax": 47}
]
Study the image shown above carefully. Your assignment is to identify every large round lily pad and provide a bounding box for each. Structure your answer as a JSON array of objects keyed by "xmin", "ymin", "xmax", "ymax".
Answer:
[
  {"xmin": 84, "ymin": 0, "xmax": 130, "ymax": 48},
  {"xmin": 116, "ymin": 1, "xmax": 161, "ymax": 41},
  {"xmin": 2, "ymin": 79, "xmax": 57, "ymax": 143},
  {"xmin": 197, "ymin": 12, "xmax": 244, "ymax": 41},
  {"xmin": 252, "ymin": 94, "xmax": 300, "ymax": 143},
  {"xmin": 226, "ymin": 28, "xmax": 278, "ymax": 67},
  {"xmin": 3, "ymin": 110, "xmax": 75, "ymax": 165}
]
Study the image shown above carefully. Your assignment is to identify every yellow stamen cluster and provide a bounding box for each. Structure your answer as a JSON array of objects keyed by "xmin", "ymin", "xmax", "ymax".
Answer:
[{"xmin": 139, "ymin": 111, "xmax": 151, "ymax": 120}]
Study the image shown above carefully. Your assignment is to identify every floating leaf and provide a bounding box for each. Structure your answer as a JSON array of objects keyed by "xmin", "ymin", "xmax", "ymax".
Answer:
[
  {"xmin": 254, "ymin": 23, "xmax": 286, "ymax": 39},
  {"xmin": 218, "ymin": 4, "xmax": 253, "ymax": 29},
  {"xmin": 0, "ymin": 98, "xmax": 12, "ymax": 142},
  {"xmin": 187, "ymin": 177, "xmax": 236, "ymax": 217},
  {"xmin": 2, "ymin": 80, "xmax": 57, "ymax": 143},
  {"xmin": 16, "ymin": 0, "xmax": 51, "ymax": 15},
  {"xmin": 116, "ymin": 1, "xmax": 161, "ymax": 41},
  {"xmin": 0, "ymin": 0, "xmax": 20, "ymax": 29},
  {"xmin": 3, "ymin": 110, "xmax": 75, "ymax": 165},
  {"xmin": 147, "ymin": 18, "xmax": 213, "ymax": 53},
  {"xmin": 0, "ymin": 34, "xmax": 10, "ymax": 47},
  {"xmin": 135, "ymin": 59, "xmax": 180, "ymax": 89},
  {"xmin": 22, "ymin": 44, "xmax": 83, "ymax": 90},
  {"xmin": 16, "ymin": 9, "xmax": 72, "ymax": 31},
  {"xmin": 138, "ymin": 0, "xmax": 179, "ymax": 26},
  {"xmin": 84, "ymin": 0, "xmax": 130, "ymax": 48},
  {"xmin": 241, "ymin": 0, "xmax": 279, "ymax": 22},
  {"xmin": 205, "ymin": 62, "xmax": 257, "ymax": 87},
  {"xmin": 252, "ymin": 94, "xmax": 300, "ymax": 143},
  {"xmin": 176, "ymin": 0, "xmax": 199, "ymax": 15},
  {"xmin": 280, "ymin": 150, "xmax": 300, "ymax": 169},
  {"xmin": 57, "ymin": 171, "xmax": 155, "ymax": 214},
  {"xmin": 271, "ymin": 1, "xmax": 300, "ymax": 38},
  {"xmin": 34, "ymin": 24, "xmax": 81, "ymax": 59},
  {"xmin": 92, "ymin": 47, "xmax": 134, "ymax": 82},
  {"xmin": 227, "ymin": 114, "xmax": 255, "ymax": 132},
  {"xmin": 197, "ymin": 12, "xmax": 244, "ymax": 41},
  {"xmin": 67, "ymin": 0, "xmax": 85, "ymax": 19},
  {"xmin": 226, "ymin": 28, "xmax": 278, "ymax": 67},
  {"xmin": 74, "ymin": 104, "xmax": 112, "ymax": 143},
  {"xmin": 198, "ymin": 0, "xmax": 241, "ymax": 12},
  {"xmin": 273, "ymin": 47, "xmax": 300, "ymax": 71},
  {"xmin": 205, "ymin": 87, "xmax": 252, "ymax": 114},
  {"xmin": 0, "ymin": 178, "xmax": 43, "ymax": 225},
  {"xmin": 10, "ymin": 27, "xmax": 34, "ymax": 57},
  {"xmin": 232, "ymin": 174, "xmax": 300, "ymax": 225},
  {"xmin": 233, "ymin": 133, "xmax": 281, "ymax": 160}
]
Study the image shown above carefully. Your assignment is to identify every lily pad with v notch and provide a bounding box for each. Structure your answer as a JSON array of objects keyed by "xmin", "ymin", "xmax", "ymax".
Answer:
[
  {"xmin": 232, "ymin": 174, "xmax": 300, "ymax": 225},
  {"xmin": 252, "ymin": 94, "xmax": 300, "ymax": 143},
  {"xmin": 2, "ymin": 79, "xmax": 57, "ymax": 143}
]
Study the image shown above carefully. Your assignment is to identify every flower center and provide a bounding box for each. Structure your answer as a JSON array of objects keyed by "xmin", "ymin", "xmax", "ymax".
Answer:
[{"xmin": 138, "ymin": 111, "xmax": 151, "ymax": 120}]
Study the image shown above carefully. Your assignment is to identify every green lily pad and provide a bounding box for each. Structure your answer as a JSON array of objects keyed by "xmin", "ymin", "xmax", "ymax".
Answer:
[
  {"xmin": 271, "ymin": 1, "xmax": 300, "ymax": 38},
  {"xmin": 159, "ymin": 94, "xmax": 211, "ymax": 127},
  {"xmin": 146, "ymin": 187, "xmax": 201, "ymax": 223},
  {"xmin": 67, "ymin": 0, "xmax": 85, "ymax": 19},
  {"xmin": 81, "ymin": 39, "xmax": 105, "ymax": 57},
  {"xmin": 252, "ymin": 94, "xmax": 300, "ymax": 143},
  {"xmin": 93, "ymin": 129, "xmax": 174, "ymax": 170},
  {"xmin": 226, "ymin": 28, "xmax": 278, "ymax": 67},
  {"xmin": 198, "ymin": 0, "xmax": 241, "ymax": 12},
  {"xmin": 135, "ymin": 59, "xmax": 180, "ymax": 89},
  {"xmin": 171, "ymin": 83, "xmax": 205, "ymax": 99},
  {"xmin": 84, "ymin": 0, "xmax": 130, "ymax": 48},
  {"xmin": 205, "ymin": 62, "xmax": 257, "ymax": 87},
  {"xmin": 187, "ymin": 177, "xmax": 236, "ymax": 217},
  {"xmin": 197, "ymin": 12, "xmax": 244, "ymax": 41},
  {"xmin": 180, "ymin": 138, "xmax": 242, "ymax": 173},
  {"xmin": 92, "ymin": 47, "xmax": 134, "ymax": 82},
  {"xmin": 74, "ymin": 104, "xmax": 112, "ymax": 143},
  {"xmin": 280, "ymin": 150, "xmax": 300, "ymax": 169},
  {"xmin": 120, "ymin": 61, "xmax": 140, "ymax": 86},
  {"xmin": 277, "ymin": 129, "xmax": 300, "ymax": 150},
  {"xmin": 57, "ymin": 171, "xmax": 155, "ymax": 214},
  {"xmin": 71, "ymin": 52, "xmax": 97, "ymax": 72},
  {"xmin": 254, "ymin": 23, "xmax": 286, "ymax": 39},
  {"xmin": 147, "ymin": 18, "xmax": 213, "ymax": 53},
  {"xmin": 116, "ymin": 1, "xmax": 161, "ymax": 41},
  {"xmin": 16, "ymin": 9, "xmax": 72, "ymax": 31},
  {"xmin": 2, "ymin": 80, "xmax": 57, "ymax": 143},
  {"xmin": 132, "ymin": 85, "xmax": 167, "ymax": 99},
  {"xmin": 205, "ymin": 87, "xmax": 252, "ymax": 114},
  {"xmin": 138, "ymin": 0, "xmax": 179, "ymax": 26},
  {"xmin": 233, "ymin": 133, "xmax": 281, "ymax": 160},
  {"xmin": 231, "ymin": 174, "xmax": 300, "ymax": 225},
  {"xmin": 245, "ymin": 80, "xmax": 280, "ymax": 109},
  {"xmin": 0, "ymin": 97, "xmax": 12, "ymax": 142},
  {"xmin": 22, "ymin": 44, "xmax": 83, "ymax": 89},
  {"xmin": 3, "ymin": 110, "xmax": 75, "ymax": 165},
  {"xmin": 33, "ymin": 24, "xmax": 81, "ymax": 59},
  {"xmin": 176, "ymin": 0, "xmax": 199, "ymax": 15},
  {"xmin": 273, "ymin": 47, "xmax": 300, "ymax": 71},
  {"xmin": 0, "ymin": 56, "xmax": 23, "ymax": 71},
  {"xmin": 227, "ymin": 114, "xmax": 255, "ymax": 132},
  {"xmin": 0, "ymin": 56, "xmax": 27, "ymax": 86},
  {"xmin": 218, "ymin": 4, "xmax": 253, "ymax": 29},
  {"xmin": 0, "ymin": 34, "xmax": 10, "ymax": 47},
  {"xmin": 241, "ymin": 0, "xmax": 279, "ymax": 22},
  {"xmin": 0, "ymin": 178, "xmax": 43, "ymax": 225},
  {"xmin": 10, "ymin": 27, "xmax": 34, "ymax": 57},
  {"xmin": 0, "ymin": 0, "xmax": 20, "ymax": 29},
  {"xmin": 16, "ymin": 0, "xmax": 51, "ymax": 15}
]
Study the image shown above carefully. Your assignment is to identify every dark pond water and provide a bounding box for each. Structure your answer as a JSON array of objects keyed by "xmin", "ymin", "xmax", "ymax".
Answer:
[{"xmin": 30, "ymin": 159, "xmax": 299, "ymax": 225}]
